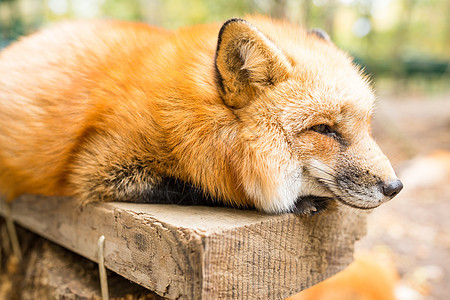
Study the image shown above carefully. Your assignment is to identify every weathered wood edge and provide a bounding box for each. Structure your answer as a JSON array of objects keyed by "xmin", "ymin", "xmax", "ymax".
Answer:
[
  {"xmin": 1, "ymin": 195, "xmax": 208, "ymax": 299},
  {"xmin": 201, "ymin": 206, "xmax": 368, "ymax": 299},
  {"xmin": 0, "ymin": 195, "xmax": 368, "ymax": 299}
]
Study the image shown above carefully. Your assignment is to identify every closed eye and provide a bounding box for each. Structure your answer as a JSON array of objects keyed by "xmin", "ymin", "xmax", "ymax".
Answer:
[{"xmin": 310, "ymin": 124, "xmax": 338, "ymax": 138}]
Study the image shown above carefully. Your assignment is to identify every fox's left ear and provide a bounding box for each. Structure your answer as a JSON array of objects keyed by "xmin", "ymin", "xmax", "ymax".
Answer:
[
  {"xmin": 307, "ymin": 28, "xmax": 331, "ymax": 42},
  {"xmin": 215, "ymin": 18, "xmax": 292, "ymax": 109}
]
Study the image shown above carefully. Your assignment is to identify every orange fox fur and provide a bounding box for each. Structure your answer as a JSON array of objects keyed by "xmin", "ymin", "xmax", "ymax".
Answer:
[
  {"xmin": 0, "ymin": 16, "xmax": 402, "ymax": 213},
  {"xmin": 287, "ymin": 253, "xmax": 398, "ymax": 300}
]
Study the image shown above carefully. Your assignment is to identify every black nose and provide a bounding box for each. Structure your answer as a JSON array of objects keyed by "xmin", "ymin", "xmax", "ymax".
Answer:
[{"xmin": 381, "ymin": 179, "xmax": 403, "ymax": 198}]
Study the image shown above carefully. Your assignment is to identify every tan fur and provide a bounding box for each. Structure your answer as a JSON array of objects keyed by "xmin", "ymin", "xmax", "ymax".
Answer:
[{"xmin": 0, "ymin": 16, "xmax": 401, "ymax": 213}]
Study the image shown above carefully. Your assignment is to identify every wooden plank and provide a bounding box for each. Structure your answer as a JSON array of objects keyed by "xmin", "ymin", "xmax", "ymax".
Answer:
[
  {"xmin": 0, "ymin": 223, "xmax": 163, "ymax": 300},
  {"xmin": 0, "ymin": 195, "xmax": 367, "ymax": 299}
]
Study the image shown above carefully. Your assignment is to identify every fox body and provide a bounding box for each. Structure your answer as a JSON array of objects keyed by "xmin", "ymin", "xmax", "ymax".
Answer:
[{"xmin": 0, "ymin": 17, "xmax": 402, "ymax": 214}]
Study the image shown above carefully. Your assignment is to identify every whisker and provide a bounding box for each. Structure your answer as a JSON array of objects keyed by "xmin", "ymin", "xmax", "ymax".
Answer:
[
  {"xmin": 316, "ymin": 161, "xmax": 341, "ymax": 173},
  {"xmin": 317, "ymin": 179, "xmax": 341, "ymax": 188},
  {"xmin": 315, "ymin": 177, "xmax": 337, "ymax": 184},
  {"xmin": 305, "ymin": 163, "xmax": 338, "ymax": 179},
  {"xmin": 307, "ymin": 183, "xmax": 335, "ymax": 190},
  {"xmin": 304, "ymin": 161, "xmax": 347, "ymax": 185},
  {"xmin": 303, "ymin": 174, "xmax": 340, "ymax": 188}
]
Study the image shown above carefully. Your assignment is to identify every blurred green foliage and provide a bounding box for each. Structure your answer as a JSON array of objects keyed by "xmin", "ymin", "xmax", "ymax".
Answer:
[{"xmin": 0, "ymin": 0, "xmax": 448, "ymax": 93}]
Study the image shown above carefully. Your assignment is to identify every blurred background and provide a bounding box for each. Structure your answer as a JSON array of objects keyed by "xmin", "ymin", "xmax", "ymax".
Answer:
[
  {"xmin": 1, "ymin": 1, "xmax": 449, "ymax": 299},
  {"xmin": 1, "ymin": 0, "xmax": 449, "ymax": 95}
]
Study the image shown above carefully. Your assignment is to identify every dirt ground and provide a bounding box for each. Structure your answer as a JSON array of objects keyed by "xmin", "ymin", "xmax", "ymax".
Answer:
[{"xmin": 356, "ymin": 92, "xmax": 450, "ymax": 300}]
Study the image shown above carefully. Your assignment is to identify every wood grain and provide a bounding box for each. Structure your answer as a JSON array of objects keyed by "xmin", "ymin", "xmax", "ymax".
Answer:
[
  {"xmin": 0, "ymin": 195, "xmax": 367, "ymax": 299},
  {"xmin": 18, "ymin": 233, "xmax": 162, "ymax": 300}
]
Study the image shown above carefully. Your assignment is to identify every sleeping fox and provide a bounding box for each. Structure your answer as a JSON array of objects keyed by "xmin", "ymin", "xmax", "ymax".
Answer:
[{"xmin": 0, "ymin": 16, "xmax": 402, "ymax": 214}]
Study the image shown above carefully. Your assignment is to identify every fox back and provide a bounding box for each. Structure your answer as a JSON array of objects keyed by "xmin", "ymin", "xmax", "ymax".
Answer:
[{"xmin": 0, "ymin": 16, "xmax": 402, "ymax": 214}]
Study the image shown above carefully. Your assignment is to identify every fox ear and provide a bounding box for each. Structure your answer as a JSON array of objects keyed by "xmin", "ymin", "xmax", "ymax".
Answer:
[
  {"xmin": 215, "ymin": 18, "xmax": 292, "ymax": 109},
  {"xmin": 307, "ymin": 28, "xmax": 331, "ymax": 42}
]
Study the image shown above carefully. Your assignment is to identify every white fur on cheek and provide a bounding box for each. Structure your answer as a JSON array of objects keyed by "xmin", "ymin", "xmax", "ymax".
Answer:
[
  {"xmin": 255, "ymin": 163, "xmax": 335, "ymax": 214},
  {"xmin": 257, "ymin": 165, "xmax": 303, "ymax": 213}
]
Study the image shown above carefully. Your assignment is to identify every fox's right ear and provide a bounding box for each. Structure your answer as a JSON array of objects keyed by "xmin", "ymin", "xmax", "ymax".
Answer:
[{"xmin": 215, "ymin": 18, "xmax": 292, "ymax": 109}]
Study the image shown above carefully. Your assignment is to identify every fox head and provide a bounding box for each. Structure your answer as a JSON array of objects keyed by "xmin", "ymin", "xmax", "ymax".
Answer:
[{"xmin": 214, "ymin": 17, "xmax": 403, "ymax": 214}]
